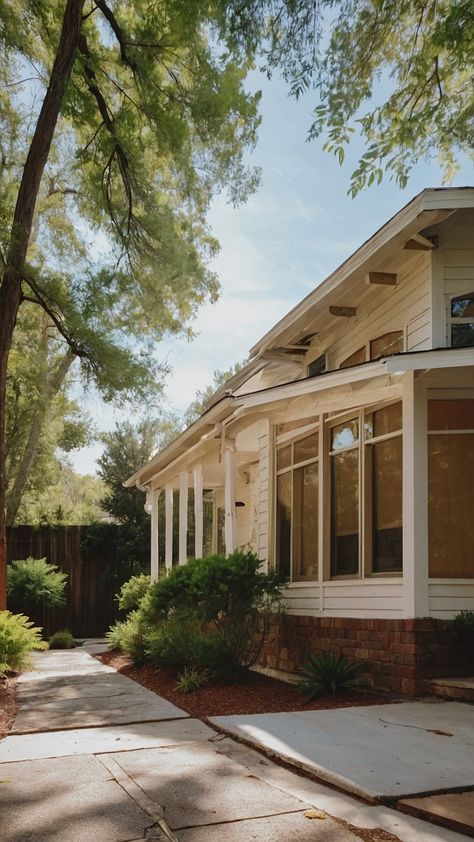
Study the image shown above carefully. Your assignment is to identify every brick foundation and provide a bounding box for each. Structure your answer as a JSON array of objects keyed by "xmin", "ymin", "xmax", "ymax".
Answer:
[{"xmin": 259, "ymin": 615, "xmax": 472, "ymax": 695}]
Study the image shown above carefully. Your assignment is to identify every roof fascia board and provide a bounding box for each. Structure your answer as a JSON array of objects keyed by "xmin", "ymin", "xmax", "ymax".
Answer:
[
  {"xmin": 124, "ymin": 396, "xmax": 237, "ymax": 488},
  {"xmin": 384, "ymin": 348, "xmax": 474, "ymax": 373}
]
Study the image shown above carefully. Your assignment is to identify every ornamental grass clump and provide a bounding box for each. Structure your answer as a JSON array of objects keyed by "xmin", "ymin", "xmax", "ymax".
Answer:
[
  {"xmin": 48, "ymin": 630, "xmax": 75, "ymax": 650},
  {"xmin": 298, "ymin": 651, "xmax": 364, "ymax": 700},
  {"xmin": 0, "ymin": 610, "xmax": 47, "ymax": 676}
]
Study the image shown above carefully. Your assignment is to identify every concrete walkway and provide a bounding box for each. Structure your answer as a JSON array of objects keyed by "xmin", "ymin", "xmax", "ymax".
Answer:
[
  {"xmin": 0, "ymin": 645, "xmax": 467, "ymax": 842},
  {"xmin": 210, "ymin": 702, "xmax": 474, "ymax": 801}
]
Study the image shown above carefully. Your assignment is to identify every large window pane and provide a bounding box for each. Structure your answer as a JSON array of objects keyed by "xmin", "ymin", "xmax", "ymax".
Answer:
[
  {"xmin": 294, "ymin": 433, "xmax": 318, "ymax": 463},
  {"xmin": 428, "ymin": 399, "xmax": 474, "ymax": 431},
  {"xmin": 373, "ymin": 402, "xmax": 403, "ymax": 437},
  {"xmin": 293, "ymin": 463, "xmax": 318, "ymax": 580},
  {"xmin": 276, "ymin": 472, "xmax": 292, "ymax": 578},
  {"xmin": 331, "ymin": 450, "xmax": 359, "ymax": 575},
  {"xmin": 428, "ymin": 434, "xmax": 474, "ymax": 578},
  {"xmin": 372, "ymin": 437, "xmax": 403, "ymax": 572}
]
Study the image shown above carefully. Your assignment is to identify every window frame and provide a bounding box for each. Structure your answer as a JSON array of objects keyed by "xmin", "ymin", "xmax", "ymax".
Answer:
[
  {"xmin": 446, "ymin": 291, "xmax": 474, "ymax": 348},
  {"xmin": 275, "ymin": 423, "xmax": 319, "ymax": 582},
  {"xmin": 327, "ymin": 402, "xmax": 403, "ymax": 580},
  {"xmin": 339, "ymin": 330, "xmax": 405, "ymax": 371}
]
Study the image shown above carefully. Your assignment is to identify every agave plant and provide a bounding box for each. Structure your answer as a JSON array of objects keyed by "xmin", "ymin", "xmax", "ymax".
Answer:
[{"xmin": 297, "ymin": 651, "xmax": 364, "ymax": 700}]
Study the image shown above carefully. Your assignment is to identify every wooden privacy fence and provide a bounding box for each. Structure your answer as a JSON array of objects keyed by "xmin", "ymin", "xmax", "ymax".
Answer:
[{"xmin": 6, "ymin": 525, "xmax": 127, "ymax": 637}]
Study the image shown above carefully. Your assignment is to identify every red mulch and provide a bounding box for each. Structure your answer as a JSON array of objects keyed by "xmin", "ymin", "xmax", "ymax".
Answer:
[
  {"xmin": 0, "ymin": 675, "xmax": 18, "ymax": 739},
  {"xmin": 97, "ymin": 650, "xmax": 393, "ymax": 718}
]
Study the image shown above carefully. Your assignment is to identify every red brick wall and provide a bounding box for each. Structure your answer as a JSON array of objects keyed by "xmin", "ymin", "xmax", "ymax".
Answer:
[{"xmin": 260, "ymin": 615, "xmax": 472, "ymax": 695}]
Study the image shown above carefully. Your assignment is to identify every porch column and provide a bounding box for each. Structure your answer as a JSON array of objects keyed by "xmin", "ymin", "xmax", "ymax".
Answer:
[
  {"xmin": 193, "ymin": 465, "xmax": 204, "ymax": 558},
  {"xmin": 150, "ymin": 489, "xmax": 160, "ymax": 581},
  {"xmin": 224, "ymin": 443, "xmax": 237, "ymax": 554},
  {"xmin": 179, "ymin": 471, "xmax": 188, "ymax": 565},
  {"xmin": 402, "ymin": 371, "xmax": 429, "ymax": 617},
  {"xmin": 165, "ymin": 484, "xmax": 173, "ymax": 571}
]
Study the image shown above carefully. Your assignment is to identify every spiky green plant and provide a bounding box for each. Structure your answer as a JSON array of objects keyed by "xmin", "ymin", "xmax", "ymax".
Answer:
[
  {"xmin": 0, "ymin": 611, "xmax": 47, "ymax": 676},
  {"xmin": 297, "ymin": 651, "xmax": 364, "ymax": 700},
  {"xmin": 174, "ymin": 667, "xmax": 210, "ymax": 694}
]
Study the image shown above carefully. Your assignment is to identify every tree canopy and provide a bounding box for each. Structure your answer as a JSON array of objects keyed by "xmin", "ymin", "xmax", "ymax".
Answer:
[
  {"xmin": 218, "ymin": 0, "xmax": 474, "ymax": 193},
  {"xmin": 0, "ymin": 0, "xmax": 261, "ymax": 605}
]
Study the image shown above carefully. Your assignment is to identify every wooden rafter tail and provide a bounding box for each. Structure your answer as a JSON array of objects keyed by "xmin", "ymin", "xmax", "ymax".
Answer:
[
  {"xmin": 329, "ymin": 305, "xmax": 357, "ymax": 317},
  {"xmin": 366, "ymin": 272, "xmax": 397, "ymax": 286}
]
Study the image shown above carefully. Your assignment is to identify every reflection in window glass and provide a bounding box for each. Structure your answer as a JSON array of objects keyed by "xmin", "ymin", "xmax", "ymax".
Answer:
[
  {"xmin": 276, "ymin": 472, "xmax": 291, "ymax": 579},
  {"xmin": 370, "ymin": 331, "xmax": 403, "ymax": 360},
  {"xmin": 340, "ymin": 347, "xmax": 366, "ymax": 369},
  {"xmin": 451, "ymin": 293, "xmax": 474, "ymax": 317},
  {"xmin": 371, "ymin": 438, "xmax": 403, "ymax": 572},
  {"xmin": 277, "ymin": 445, "xmax": 291, "ymax": 471},
  {"xmin": 429, "ymin": 434, "xmax": 474, "ymax": 578},
  {"xmin": 331, "ymin": 450, "xmax": 359, "ymax": 575},
  {"xmin": 331, "ymin": 419, "xmax": 359, "ymax": 450},
  {"xmin": 294, "ymin": 433, "xmax": 318, "ymax": 464},
  {"xmin": 293, "ymin": 463, "xmax": 318, "ymax": 580},
  {"xmin": 373, "ymin": 402, "xmax": 403, "ymax": 437}
]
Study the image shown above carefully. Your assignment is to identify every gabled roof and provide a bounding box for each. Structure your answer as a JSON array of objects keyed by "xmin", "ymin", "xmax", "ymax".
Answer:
[{"xmin": 249, "ymin": 187, "xmax": 474, "ymax": 359}]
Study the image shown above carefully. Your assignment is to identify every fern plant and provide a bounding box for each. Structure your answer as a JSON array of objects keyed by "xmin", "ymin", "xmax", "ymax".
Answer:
[
  {"xmin": 297, "ymin": 651, "xmax": 364, "ymax": 700},
  {"xmin": 0, "ymin": 611, "xmax": 47, "ymax": 676},
  {"xmin": 7, "ymin": 558, "xmax": 67, "ymax": 613}
]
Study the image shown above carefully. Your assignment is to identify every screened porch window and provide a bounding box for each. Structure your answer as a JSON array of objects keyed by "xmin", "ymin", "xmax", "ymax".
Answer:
[
  {"xmin": 428, "ymin": 399, "xmax": 474, "ymax": 578},
  {"xmin": 276, "ymin": 431, "xmax": 318, "ymax": 581}
]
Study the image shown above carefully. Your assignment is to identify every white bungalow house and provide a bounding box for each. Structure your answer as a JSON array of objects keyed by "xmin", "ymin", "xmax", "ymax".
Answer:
[{"xmin": 126, "ymin": 187, "xmax": 474, "ymax": 695}]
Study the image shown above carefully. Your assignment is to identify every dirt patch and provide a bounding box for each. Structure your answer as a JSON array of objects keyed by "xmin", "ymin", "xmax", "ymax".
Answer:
[
  {"xmin": 97, "ymin": 650, "xmax": 394, "ymax": 718},
  {"xmin": 0, "ymin": 675, "xmax": 18, "ymax": 739}
]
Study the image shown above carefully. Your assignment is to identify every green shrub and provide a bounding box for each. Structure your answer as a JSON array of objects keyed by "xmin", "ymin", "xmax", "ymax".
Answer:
[
  {"xmin": 140, "ymin": 551, "xmax": 286, "ymax": 670},
  {"xmin": 452, "ymin": 610, "xmax": 474, "ymax": 639},
  {"xmin": 106, "ymin": 611, "xmax": 150, "ymax": 662},
  {"xmin": 7, "ymin": 558, "xmax": 67, "ymax": 613},
  {"xmin": 49, "ymin": 630, "xmax": 75, "ymax": 650},
  {"xmin": 0, "ymin": 610, "xmax": 48, "ymax": 676},
  {"xmin": 175, "ymin": 667, "xmax": 209, "ymax": 694},
  {"xmin": 116, "ymin": 574, "xmax": 151, "ymax": 611},
  {"xmin": 297, "ymin": 651, "xmax": 364, "ymax": 700},
  {"xmin": 147, "ymin": 618, "xmax": 243, "ymax": 681}
]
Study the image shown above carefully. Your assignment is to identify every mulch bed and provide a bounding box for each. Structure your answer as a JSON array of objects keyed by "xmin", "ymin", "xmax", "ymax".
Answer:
[
  {"xmin": 0, "ymin": 675, "xmax": 18, "ymax": 740},
  {"xmin": 97, "ymin": 650, "xmax": 393, "ymax": 718}
]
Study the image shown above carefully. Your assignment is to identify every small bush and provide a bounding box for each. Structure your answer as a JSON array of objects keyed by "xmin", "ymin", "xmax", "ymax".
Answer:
[
  {"xmin": 175, "ymin": 666, "xmax": 209, "ymax": 694},
  {"xmin": 106, "ymin": 611, "xmax": 150, "ymax": 662},
  {"xmin": 298, "ymin": 651, "xmax": 364, "ymax": 700},
  {"xmin": 452, "ymin": 610, "xmax": 474, "ymax": 639},
  {"xmin": 116, "ymin": 574, "xmax": 151, "ymax": 611},
  {"xmin": 147, "ymin": 619, "xmax": 242, "ymax": 680},
  {"xmin": 49, "ymin": 630, "xmax": 75, "ymax": 650},
  {"xmin": 0, "ymin": 610, "xmax": 47, "ymax": 676},
  {"xmin": 7, "ymin": 558, "xmax": 67, "ymax": 613}
]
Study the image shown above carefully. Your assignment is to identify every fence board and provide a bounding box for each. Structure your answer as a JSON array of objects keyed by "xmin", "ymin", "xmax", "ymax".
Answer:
[{"xmin": 6, "ymin": 526, "xmax": 126, "ymax": 637}]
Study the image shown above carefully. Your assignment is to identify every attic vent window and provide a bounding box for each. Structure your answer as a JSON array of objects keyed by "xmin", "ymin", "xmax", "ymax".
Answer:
[{"xmin": 307, "ymin": 354, "xmax": 326, "ymax": 378}]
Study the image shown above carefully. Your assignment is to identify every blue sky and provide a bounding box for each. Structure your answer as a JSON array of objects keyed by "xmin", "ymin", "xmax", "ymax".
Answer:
[{"xmin": 71, "ymin": 69, "xmax": 474, "ymax": 475}]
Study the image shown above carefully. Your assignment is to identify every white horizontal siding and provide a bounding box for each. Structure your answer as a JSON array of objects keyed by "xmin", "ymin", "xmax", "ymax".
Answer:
[
  {"xmin": 282, "ymin": 579, "xmax": 405, "ymax": 618},
  {"xmin": 428, "ymin": 581, "xmax": 474, "ymax": 618},
  {"xmin": 327, "ymin": 252, "xmax": 431, "ymax": 368}
]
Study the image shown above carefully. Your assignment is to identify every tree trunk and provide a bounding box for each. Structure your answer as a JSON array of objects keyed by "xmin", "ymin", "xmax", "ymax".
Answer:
[
  {"xmin": 6, "ymin": 350, "xmax": 75, "ymax": 527},
  {"xmin": 0, "ymin": 0, "xmax": 84, "ymax": 609}
]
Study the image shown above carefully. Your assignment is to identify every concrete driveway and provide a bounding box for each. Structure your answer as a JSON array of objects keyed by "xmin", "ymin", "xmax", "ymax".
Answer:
[{"xmin": 0, "ymin": 645, "xmax": 467, "ymax": 842}]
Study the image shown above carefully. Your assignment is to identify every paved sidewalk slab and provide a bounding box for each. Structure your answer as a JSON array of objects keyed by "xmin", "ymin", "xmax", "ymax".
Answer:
[
  {"xmin": 399, "ymin": 791, "xmax": 474, "ymax": 838},
  {"xmin": 0, "ymin": 719, "xmax": 215, "ymax": 762},
  {"xmin": 210, "ymin": 701, "xmax": 474, "ymax": 801},
  {"xmin": 112, "ymin": 741, "xmax": 312, "ymax": 829},
  {"xmin": 13, "ymin": 649, "xmax": 188, "ymax": 732},
  {"xmin": 0, "ymin": 754, "xmax": 151, "ymax": 842},
  {"xmin": 177, "ymin": 810, "xmax": 357, "ymax": 841}
]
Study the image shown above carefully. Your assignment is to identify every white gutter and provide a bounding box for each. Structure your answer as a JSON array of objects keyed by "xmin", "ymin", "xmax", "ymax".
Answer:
[{"xmin": 384, "ymin": 347, "xmax": 474, "ymax": 373}]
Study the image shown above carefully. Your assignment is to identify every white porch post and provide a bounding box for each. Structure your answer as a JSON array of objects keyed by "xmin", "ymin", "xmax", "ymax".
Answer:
[
  {"xmin": 165, "ymin": 484, "xmax": 173, "ymax": 571},
  {"xmin": 193, "ymin": 465, "xmax": 204, "ymax": 558},
  {"xmin": 402, "ymin": 371, "xmax": 429, "ymax": 617},
  {"xmin": 179, "ymin": 471, "xmax": 188, "ymax": 565},
  {"xmin": 150, "ymin": 489, "xmax": 160, "ymax": 581},
  {"xmin": 224, "ymin": 444, "xmax": 237, "ymax": 554}
]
